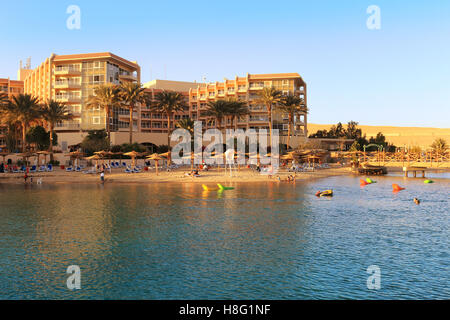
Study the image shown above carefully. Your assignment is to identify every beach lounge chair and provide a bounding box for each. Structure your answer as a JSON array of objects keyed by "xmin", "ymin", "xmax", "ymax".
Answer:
[
  {"xmin": 122, "ymin": 162, "xmax": 127, "ymax": 168},
  {"xmin": 66, "ymin": 167, "xmax": 73, "ymax": 172},
  {"xmin": 124, "ymin": 167, "xmax": 133, "ymax": 173},
  {"xmin": 46, "ymin": 164, "xmax": 53, "ymax": 172},
  {"xmin": 38, "ymin": 166, "xmax": 46, "ymax": 172},
  {"xmin": 132, "ymin": 167, "xmax": 141, "ymax": 173},
  {"xmin": 29, "ymin": 165, "xmax": 37, "ymax": 173},
  {"xmin": 75, "ymin": 167, "xmax": 81, "ymax": 172},
  {"xmin": 13, "ymin": 166, "xmax": 20, "ymax": 173}
]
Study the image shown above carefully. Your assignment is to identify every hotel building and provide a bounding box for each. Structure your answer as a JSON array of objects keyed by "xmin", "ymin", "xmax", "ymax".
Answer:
[
  {"xmin": 21, "ymin": 53, "xmax": 141, "ymax": 147},
  {"xmin": 142, "ymin": 73, "xmax": 308, "ymax": 140},
  {"xmin": 188, "ymin": 73, "xmax": 307, "ymax": 136},
  {"xmin": 4, "ymin": 52, "xmax": 308, "ymax": 149}
]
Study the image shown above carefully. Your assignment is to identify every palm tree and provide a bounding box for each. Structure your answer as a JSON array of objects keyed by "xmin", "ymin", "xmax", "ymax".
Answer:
[
  {"xmin": 431, "ymin": 138, "xmax": 448, "ymax": 154},
  {"xmin": 119, "ymin": 82, "xmax": 147, "ymax": 144},
  {"xmin": 41, "ymin": 100, "xmax": 74, "ymax": 161},
  {"xmin": 6, "ymin": 94, "xmax": 41, "ymax": 152},
  {"xmin": 204, "ymin": 100, "xmax": 230, "ymax": 130},
  {"xmin": 278, "ymin": 94, "xmax": 308, "ymax": 150},
  {"xmin": 86, "ymin": 84, "xmax": 121, "ymax": 146},
  {"xmin": 256, "ymin": 87, "xmax": 283, "ymax": 145},
  {"xmin": 227, "ymin": 100, "xmax": 249, "ymax": 130},
  {"xmin": 0, "ymin": 94, "xmax": 19, "ymax": 151},
  {"xmin": 176, "ymin": 118, "xmax": 195, "ymax": 136},
  {"xmin": 151, "ymin": 91, "xmax": 187, "ymax": 164}
]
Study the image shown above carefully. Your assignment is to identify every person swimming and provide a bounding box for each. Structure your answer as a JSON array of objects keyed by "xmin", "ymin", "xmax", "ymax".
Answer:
[{"xmin": 414, "ymin": 198, "xmax": 421, "ymax": 205}]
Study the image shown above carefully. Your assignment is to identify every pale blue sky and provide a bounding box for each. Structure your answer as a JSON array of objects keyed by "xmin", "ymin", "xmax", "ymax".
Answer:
[{"xmin": 1, "ymin": 0, "xmax": 449, "ymax": 127}]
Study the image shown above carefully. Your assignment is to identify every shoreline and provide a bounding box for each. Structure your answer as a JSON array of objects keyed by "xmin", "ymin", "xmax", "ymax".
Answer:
[
  {"xmin": 0, "ymin": 166, "xmax": 352, "ymax": 185},
  {"xmin": 1, "ymin": 165, "xmax": 448, "ymax": 186}
]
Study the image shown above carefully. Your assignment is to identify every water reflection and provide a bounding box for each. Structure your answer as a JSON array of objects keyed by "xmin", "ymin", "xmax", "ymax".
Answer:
[{"xmin": 0, "ymin": 175, "xmax": 448, "ymax": 299}]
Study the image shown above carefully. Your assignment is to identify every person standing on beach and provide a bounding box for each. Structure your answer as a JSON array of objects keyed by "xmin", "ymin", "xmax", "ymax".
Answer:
[{"xmin": 100, "ymin": 171, "xmax": 105, "ymax": 183}]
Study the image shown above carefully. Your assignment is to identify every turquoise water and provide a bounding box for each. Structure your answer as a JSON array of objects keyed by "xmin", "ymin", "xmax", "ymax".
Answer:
[{"xmin": 0, "ymin": 175, "xmax": 448, "ymax": 299}]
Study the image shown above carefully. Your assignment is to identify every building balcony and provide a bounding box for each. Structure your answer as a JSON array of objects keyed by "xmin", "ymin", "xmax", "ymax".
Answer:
[
  {"xmin": 54, "ymin": 81, "xmax": 81, "ymax": 89},
  {"xmin": 54, "ymin": 68, "xmax": 81, "ymax": 76},
  {"xmin": 55, "ymin": 95, "xmax": 81, "ymax": 103},
  {"xmin": 118, "ymin": 112, "xmax": 138, "ymax": 119},
  {"xmin": 249, "ymin": 117, "xmax": 269, "ymax": 123}
]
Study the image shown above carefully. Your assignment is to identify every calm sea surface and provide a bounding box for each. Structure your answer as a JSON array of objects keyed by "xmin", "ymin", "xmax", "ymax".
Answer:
[{"xmin": 0, "ymin": 174, "xmax": 448, "ymax": 299}]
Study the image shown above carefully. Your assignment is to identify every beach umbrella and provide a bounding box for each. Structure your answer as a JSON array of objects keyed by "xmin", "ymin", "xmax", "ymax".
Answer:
[
  {"xmin": 281, "ymin": 153, "xmax": 295, "ymax": 161},
  {"xmin": 67, "ymin": 151, "xmax": 86, "ymax": 167},
  {"xmin": 94, "ymin": 150, "xmax": 108, "ymax": 157},
  {"xmin": 36, "ymin": 151, "xmax": 51, "ymax": 164},
  {"xmin": 124, "ymin": 151, "xmax": 143, "ymax": 167},
  {"xmin": 147, "ymin": 153, "xmax": 163, "ymax": 175},
  {"xmin": 307, "ymin": 155, "xmax": 321, "ymax": 167},
  {"xmin": 94, "ymin": 150, "xmax": 109, "ymax": 165},
  {"xmin": 85, "ymin": 154, "xmax": 101, "ymax": 168},
  {"xmin": 69, "ymin": 151, "xmax": 86, "ymax": 158},
  {"xmin": 17, "ymin": 152, "xmax": 36, "ymax": 165}
]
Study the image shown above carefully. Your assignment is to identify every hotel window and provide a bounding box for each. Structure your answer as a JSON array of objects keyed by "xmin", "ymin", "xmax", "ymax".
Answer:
[
  {"xmin": 228, "ymin": 87, "xmax": 235, "ymax": 92},
  {"xmin": 93, "ymin": 116, "xmax": 101, "ymax": 125},
  {"xmin": 209, "ymin": 92, "xmax": 215, "ymax": 97},
  {"xmin": 238, "ymin": 85, "xmax": 246, "ymax": 90},
  {"xmin": 94, "ymin": 61, "xmax": 103, "ymax": 69}
]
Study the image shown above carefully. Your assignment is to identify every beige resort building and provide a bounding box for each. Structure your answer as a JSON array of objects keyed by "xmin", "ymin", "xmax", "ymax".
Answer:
[{"xmin": 5, "ymin": 52, "xmax": 309, "ymax": 150}]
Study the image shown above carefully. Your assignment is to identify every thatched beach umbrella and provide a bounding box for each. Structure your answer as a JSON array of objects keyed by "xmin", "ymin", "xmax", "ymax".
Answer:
[
  {"xmin": 67, "ymin": 151, "xmax": 86, "ymax": 167},
  {"xmin": 147, "ymin": 153, "xmax": 164, "ymax": 175},
  {"xmin": 124, "ymin": 151, "xmax": 143, "ymax": 167},
  {"xmin": 94, "ymin": 150, "xmax": 109, "ymax": 165},
  {"xmin": 17, "ymin": 152, "xmax": 36, "ymax": 165},
  {"xmin": 307, "ymin": 155, "xmax": 321, "ymax": 167},
  {"xmin": 281, "ymin": 153, "xmax": 295, "ymax": 161},
  {"xmin": 36, "ymin": 151, "xmax": 51, "ymax": 165},
  {"xmin": 85, "ymin": 154, "xmax": 101, "ymax": 168}
]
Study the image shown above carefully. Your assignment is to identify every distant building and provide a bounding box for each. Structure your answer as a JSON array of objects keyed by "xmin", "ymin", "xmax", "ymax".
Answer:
[{"xmin": 188, "ymin": 73, "xmax": 308, "ymax": 137}]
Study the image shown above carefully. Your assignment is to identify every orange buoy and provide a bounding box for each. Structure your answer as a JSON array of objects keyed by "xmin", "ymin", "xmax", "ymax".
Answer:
[{"xmin": 392, "ymin": 184, "xmax": 405, "ymax": 192}]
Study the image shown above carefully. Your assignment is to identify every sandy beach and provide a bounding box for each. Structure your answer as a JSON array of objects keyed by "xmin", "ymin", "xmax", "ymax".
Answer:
[{"xmin": 0, "ymin": 165, "xmax": 352, "ymax": 185}]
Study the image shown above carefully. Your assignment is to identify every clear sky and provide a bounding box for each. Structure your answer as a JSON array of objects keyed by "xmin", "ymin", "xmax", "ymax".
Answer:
[{"xmin": 1, "ymin": 0, "xmax": 449, "ymax": 127}]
